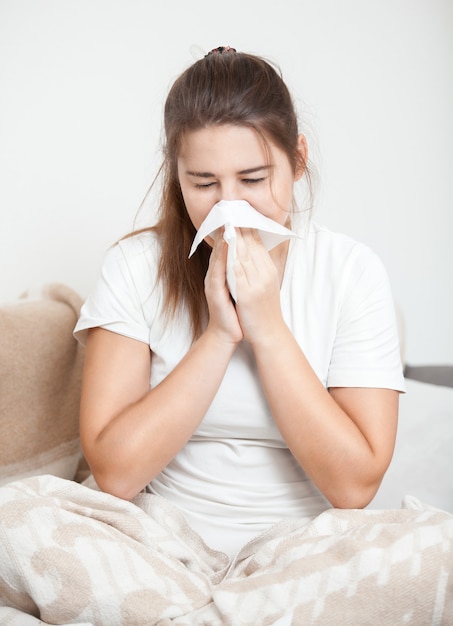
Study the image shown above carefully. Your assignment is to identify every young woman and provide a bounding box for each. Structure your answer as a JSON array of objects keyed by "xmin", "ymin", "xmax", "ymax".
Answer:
[{"xmin": 1, "ymin": 46, "xmax": 452, "ymax": 625}]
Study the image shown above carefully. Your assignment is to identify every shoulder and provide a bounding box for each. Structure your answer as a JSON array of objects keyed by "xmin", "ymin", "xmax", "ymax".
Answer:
[
  {"xmin": 297, "ymin": 223, "xmax": 404, "ymax": 391},
  {"xmin": 100, "ymin": 230, "xmax": 161, "ymax": 287},
  {"xmin": 295, "ymin": 220, "xmax": 388, "ymax": 284},
  {"xmin": 74, "ymin": 230, "xmax": 163, "ymax": 346},
  {"xmin": 306, "ymin": 221, "xmax": 378, "ymax": 259},
  {"xmin": 288, "ymin": 219, "xmax": 396, "ymax": 332},
  {"xmin": 113, "ymin": 229, "xmax": 160, "ymax": 268}
]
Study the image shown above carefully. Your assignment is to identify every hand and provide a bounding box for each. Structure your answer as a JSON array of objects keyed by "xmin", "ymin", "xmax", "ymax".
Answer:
[
  {"xmin": 234, "ymin": 228, "xmax": 286, "ymax": 345},
  {"xmin": 204, "ymin": 231, "xmax": 243, "ymax": 345}
]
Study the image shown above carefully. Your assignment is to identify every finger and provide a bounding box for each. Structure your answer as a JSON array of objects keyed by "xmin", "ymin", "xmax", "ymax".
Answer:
[
  {"xmin": 236, "ymin": 229, "xmax": 270, "ymax": 274},
  {"xmin": 208, "ymin": 230, "xmax": 226, "ymax": 268},
  {"xmin": 206, "ymin": 233, "xmax": 230, "ymax": 294},
  {"xmin": 237, "ymin": 227, "xmax": 262, "ymax": 247}
]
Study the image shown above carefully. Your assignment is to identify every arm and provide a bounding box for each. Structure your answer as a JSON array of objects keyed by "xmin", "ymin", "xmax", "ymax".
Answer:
[
  {"xmin": 252, "ymin": 325, "xmax": 398, "ymax": 508},
  {"xmin": 234, "ymin": 228, "xmax": 399, "ymax": 508},
  {"xmin": 80, "ymin": 237, "xmax": 242, "ymax": 501}
]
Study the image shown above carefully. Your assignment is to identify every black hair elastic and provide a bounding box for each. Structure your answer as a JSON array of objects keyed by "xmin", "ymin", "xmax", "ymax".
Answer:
[{"xmin": 205, "ymin": 46, "xmax": 237, "ymax": 57}]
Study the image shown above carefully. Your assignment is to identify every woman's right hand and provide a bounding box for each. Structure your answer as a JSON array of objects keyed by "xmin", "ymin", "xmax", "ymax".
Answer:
[{"xmin": 204, "ymin": 231, "xmax": 243, "ymax": 345}]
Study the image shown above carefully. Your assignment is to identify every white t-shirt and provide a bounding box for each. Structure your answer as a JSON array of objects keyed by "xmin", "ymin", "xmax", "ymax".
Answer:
[{"xmin": 74, "ymin": 220, "xmax": 405, "ymax": 556}]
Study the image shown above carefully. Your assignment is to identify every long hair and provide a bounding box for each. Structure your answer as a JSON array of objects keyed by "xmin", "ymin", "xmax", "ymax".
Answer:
[{"xmin": 144, "ymin": 49, "xmax": 311, "ymax": 337}]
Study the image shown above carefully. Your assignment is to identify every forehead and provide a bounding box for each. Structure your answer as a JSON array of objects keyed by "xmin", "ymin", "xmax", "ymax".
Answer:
[
  {"xmin": 180, "ymin": 124, "xmax": 261, "ymax": 148},
  {"xmin": 177, "ymin": 125, "xmax": 279, "ymax": 166}
]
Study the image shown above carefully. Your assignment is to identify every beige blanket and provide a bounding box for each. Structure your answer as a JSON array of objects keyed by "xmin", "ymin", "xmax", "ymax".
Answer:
[
  {"xmin": 0, "ymin": 284, "xmax": 85, "ymax": 485},
  {"xmin": 0, "ymin": 475, "xmax": 452, "ymax": 625}
]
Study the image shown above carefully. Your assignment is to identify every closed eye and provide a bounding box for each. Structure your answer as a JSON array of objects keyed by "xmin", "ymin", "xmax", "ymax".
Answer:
[
  {"xmin": 194, "ymin": 181, "xmax": 216, "ymax": 189},
  {"xmin": 242, "ymin": 177, "xmax": 266, "ymax": 184}
]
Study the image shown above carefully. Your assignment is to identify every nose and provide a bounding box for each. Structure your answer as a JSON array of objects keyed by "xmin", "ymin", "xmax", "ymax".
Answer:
[{"xmin": 220, "ymin": 181, "xmax": 243, "ymax": 202}]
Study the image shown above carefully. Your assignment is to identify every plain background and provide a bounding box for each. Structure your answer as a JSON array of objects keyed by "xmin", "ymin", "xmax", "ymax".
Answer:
[{"xmin": 0, "ymin": 0, "xmax": 452, "ymax": 365}]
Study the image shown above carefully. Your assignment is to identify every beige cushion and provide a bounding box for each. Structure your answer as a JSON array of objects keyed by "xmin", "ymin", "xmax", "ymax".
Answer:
[{"xmin": 0, "ymin": 284, "xmax": 85, "ymax": 485}]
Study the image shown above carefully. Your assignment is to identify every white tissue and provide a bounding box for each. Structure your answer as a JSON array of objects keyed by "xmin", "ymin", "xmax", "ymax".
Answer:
[{"xmin": 188, "ymin": 200, "xmax": 297, "ymax": 301}]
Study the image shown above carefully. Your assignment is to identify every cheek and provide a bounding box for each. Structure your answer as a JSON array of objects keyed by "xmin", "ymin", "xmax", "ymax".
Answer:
[
  {"xmin": 183, "ymin": 195, "xmax": 212, "ymax": 232},
  {"xmin": 269, "ymin": 178, "xmax": 295, "ymax": 220}
]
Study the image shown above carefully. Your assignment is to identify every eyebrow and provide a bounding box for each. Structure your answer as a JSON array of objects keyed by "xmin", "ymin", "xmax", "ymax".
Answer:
[{"xmin": 186, "ymin": 165, "xmax": 272, "ymax": 178}]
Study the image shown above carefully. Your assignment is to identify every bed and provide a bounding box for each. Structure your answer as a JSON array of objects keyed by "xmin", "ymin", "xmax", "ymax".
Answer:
[{"xmin": 0, "ymin": 285, "xmax": 452, "ymax": 625}]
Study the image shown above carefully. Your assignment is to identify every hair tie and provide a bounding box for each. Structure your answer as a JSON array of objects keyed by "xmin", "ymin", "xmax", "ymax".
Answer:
[{"xmin": 205, "ymin": 46, "xmax": 237, "ymax": 57}]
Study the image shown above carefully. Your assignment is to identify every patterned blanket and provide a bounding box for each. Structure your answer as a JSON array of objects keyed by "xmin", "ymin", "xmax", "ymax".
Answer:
[{"xmin": 0, "ymin": 475, "xmax": 452, "ymax": 625}]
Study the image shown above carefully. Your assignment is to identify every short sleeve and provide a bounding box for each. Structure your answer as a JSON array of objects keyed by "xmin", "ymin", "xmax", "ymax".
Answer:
[
  {"xmin": 327, "ymin": 244, "xmax": 405, "ymax": 392},
  {"xmin": 73, "ymin": 236, "xmax": 157, "ymax": 346}
]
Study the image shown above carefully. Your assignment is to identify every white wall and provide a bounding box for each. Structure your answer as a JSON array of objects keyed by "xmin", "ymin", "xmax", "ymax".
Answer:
[{"xmin": 1, "ymin": 0, "xmax": 452, "ymax": 364}]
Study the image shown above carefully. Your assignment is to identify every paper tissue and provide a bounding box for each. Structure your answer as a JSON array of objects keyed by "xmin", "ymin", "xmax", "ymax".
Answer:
[{"xmin": 189, "ymin": 200, "xmax": 297, "ymax": 301}]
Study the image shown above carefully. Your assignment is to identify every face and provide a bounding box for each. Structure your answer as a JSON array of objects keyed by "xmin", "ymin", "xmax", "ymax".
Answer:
[{"xmin": 177, "ymin": 125, "xmax": 305, "ymax": 242}]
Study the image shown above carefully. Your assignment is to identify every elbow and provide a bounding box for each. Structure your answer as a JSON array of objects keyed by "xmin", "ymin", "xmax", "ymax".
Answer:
[
  {"xmin": 325, "ymin": 452, "xmax": 391, "ymax": 510},
  {"xmin": 82, "ymin": 440, "xmax": 149, "ymax": 502},
  {"xmin": 84, "ymin": 453, "xmax": 146, "ymax": 502},
  {"xmin": 330, "ymin": 492, "xmax": 374, "ymax": 510},
  {"xmin": 93, "ymin": 472, "xmax": 141, "ymax": 502},
  {"xmin": 327, "ymin": 479, "xmax": 382, "ymax": 510}
]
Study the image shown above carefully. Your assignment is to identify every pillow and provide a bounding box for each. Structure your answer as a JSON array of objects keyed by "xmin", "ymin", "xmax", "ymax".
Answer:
[
  {"xmin": 0, "ymin": 284, "xmax": 85, "ymax": 485},
  {"xmin": 369, "ymin": 378, "xmax": 453, "ymax": 513}
]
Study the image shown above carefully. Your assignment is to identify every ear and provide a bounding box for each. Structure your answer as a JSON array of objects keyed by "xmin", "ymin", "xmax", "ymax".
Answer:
[{"xmin": 294, "ymin": 134, "xmax": 308, "ymax": 181}]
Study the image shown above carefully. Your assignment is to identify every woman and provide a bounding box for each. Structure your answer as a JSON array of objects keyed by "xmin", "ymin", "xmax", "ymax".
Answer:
[{"xmin": 1, "ymin": 46, "xmax": 451, "ymax": 625}]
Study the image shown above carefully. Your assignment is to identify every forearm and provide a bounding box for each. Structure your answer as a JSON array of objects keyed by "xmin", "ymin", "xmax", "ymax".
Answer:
[
  {"xmin": 251, "ymin": 322, "xmax": 392, "ymax": 508},
  {"xmin": 84, "ymin": 329, "xmax": 237, "ymax": 500}
]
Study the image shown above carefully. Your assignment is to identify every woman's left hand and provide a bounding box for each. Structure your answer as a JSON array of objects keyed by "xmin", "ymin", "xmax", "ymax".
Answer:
[{"xmin": 234, "ymin": 228, "xmax": 287, "ymax": 345}]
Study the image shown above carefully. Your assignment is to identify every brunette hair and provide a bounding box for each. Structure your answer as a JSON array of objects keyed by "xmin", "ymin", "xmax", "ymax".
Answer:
[{"xmin": 147, "ymin": 49, "xmax": 311, "ymax": 337}]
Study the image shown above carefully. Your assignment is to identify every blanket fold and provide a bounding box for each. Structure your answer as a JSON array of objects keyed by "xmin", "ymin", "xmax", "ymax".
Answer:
[{"xmin": 0, "ymin": 475, "xmax": 452, "ymax": 625}]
